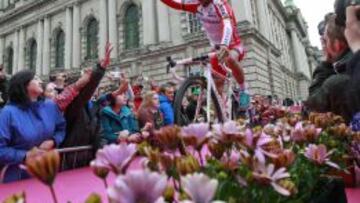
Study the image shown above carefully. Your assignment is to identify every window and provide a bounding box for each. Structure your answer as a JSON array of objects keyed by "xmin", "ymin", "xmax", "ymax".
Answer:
[
  {"xmin": 188, "ymin": 13, "xmax": 201, "ymax": 33},
  {"xmin": 124, "ymin": 4, "xmax": 140, "ymax": 50},
  {"xmin": 55, "ymin": 30, "xmax": 65, "ymax": 68},
  {"xmin": 29, "ymin": 40, "xmax": 37, "ymax": 71},
  {"xmin": 86, "ymin": 18, "xmax": 98, "ymax": 59},
  {"xmin": 5, "ymin": 47, "xmax": 13, "ymax": 74}
]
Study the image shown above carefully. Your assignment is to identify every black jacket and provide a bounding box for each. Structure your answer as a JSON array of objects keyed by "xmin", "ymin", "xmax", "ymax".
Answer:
[
  {"xmin": 60, "ymin": 64, "xmax": 105, "ymax": 169},
  {"xmin": 308, "ymin": 61, "xmax": 335, "ymax": 95},
  {"xmin": 306, "ymin": 51, "xmax": 352, "ymax": 123},
  {"xmin": 346, "ymin": 50, "xmax": 360, "ymax": 118}
]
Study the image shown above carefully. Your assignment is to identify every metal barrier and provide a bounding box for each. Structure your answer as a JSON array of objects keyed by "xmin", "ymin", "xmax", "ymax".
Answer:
[
  {"xmin": 0, "ymin": 146, "xmax": 93, "ymax": 183},
  {"xmin": 58, "ymin": 145, "xmax": 93, "ymax": 171}
]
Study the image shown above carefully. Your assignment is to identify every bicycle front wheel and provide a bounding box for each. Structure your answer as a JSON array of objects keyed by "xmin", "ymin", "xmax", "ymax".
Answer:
[{"xmin": 173, "ymin": 76, "xmax": 224, "ymax": 126}]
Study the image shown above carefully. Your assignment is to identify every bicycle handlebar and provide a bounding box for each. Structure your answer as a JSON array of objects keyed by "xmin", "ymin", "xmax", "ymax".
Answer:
[{"xmin": 166, "ymin": 55, "xmax": 210, "ymax": 73}]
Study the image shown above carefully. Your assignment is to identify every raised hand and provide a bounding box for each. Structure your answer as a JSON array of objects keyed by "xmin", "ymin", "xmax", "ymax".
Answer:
[
  {"xmin": 345, "ymin": 5, "xmax": 360, "ymax": 52},
  {"xmin": 100, "ymin": 42, "xmax": 113, "ymax": 69}
]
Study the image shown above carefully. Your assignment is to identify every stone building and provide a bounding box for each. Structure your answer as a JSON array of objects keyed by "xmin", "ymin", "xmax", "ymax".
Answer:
[{"xmin": 0, "ymin": 0, "xmax": 318, "ymax": 100}]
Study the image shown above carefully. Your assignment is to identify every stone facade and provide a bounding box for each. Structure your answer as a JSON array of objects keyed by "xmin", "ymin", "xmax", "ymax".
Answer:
[{"xmin": 0, "ymin": 0, "xmax": 319, "ymax": 100}]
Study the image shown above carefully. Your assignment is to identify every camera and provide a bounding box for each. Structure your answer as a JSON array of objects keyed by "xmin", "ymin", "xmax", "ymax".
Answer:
[{"xmin": 335, "ymin": 0, "xmax": 360, "ymax": 26}]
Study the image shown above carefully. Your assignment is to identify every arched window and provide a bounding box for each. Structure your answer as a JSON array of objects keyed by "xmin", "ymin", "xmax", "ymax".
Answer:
[
  {"xmin": 29, "ymin": 40, "xmax": 37, "ymax": 71},
  {"xmin": 5, "ymin": 47, "xmax": 13, "ymax": 74},
  {"xmin": 86, "ymin": 18, "xmax": 99, "ymax": 59},
  {"xmin": 124, "ymin": 4, "xmax": 140, "ymax": 50},
  {"xmin": 55, "ymin": 30, "xmax": 65, "ymax": 68}
]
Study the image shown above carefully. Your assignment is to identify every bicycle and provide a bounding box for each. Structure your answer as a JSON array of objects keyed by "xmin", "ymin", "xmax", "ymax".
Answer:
[{"xmin": 166, "ymin": 51, "xmax": 239, "ymax": 126}]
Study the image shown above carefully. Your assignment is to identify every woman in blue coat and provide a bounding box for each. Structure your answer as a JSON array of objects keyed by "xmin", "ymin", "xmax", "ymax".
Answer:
[{"xmin": 0, "ymin": 70, "xmax": 66, "ymax": 183}]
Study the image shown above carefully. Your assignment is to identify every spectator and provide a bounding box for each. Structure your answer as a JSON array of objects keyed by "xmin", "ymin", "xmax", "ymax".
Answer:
[
  {"xmin": 49, "ymin": 70, "xmax": 67, "ymax": 94},
  {"xmin": 0, "ymin": 65, "xmax": 9, "ymax": 108},
  {"xmin": 159, "ymin": 83, "xmax": 175, "ymax": 126},
  {"xmin": 137, "ymin": 91, "xmax": 164, "ymax": 132},
  {"xmin": 101, "ymin": 93, "xmax": 139, "ymax": 144},
  {"xmin": 132, "ymin": 84, "xmax": 143, "ymax": 112},
  {"xmin": 343, "ymin": 4, "xmax": 360, "ymax": 131},
  {"xmin": 43, "ymin": 68, "xmax": 92, "ymax": 112},
  {"xmin": 60, "ymin": 43, "xmax": 112, "ymax": 168},
  {"xmin": 306, "ymin": 14, "xmax": 352, "ymax": 123},
  {"xmin": 309, "ymin": 13, "xmax": 335, "ymax": 95},
  {"xmin": 0, "ymin": 70, "xmax": 66, "ymax": 182}
]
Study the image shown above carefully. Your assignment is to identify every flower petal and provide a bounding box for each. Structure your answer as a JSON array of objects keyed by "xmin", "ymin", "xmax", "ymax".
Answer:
[{"xmin": 271, "ymin": 182, "xmax": 291, "ymax": 196}]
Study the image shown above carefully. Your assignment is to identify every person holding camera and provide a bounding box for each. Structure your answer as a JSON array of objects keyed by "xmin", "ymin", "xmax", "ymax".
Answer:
[{"xmin": 306, "ymin": 13, "xmax": 353, "ymax": 123}]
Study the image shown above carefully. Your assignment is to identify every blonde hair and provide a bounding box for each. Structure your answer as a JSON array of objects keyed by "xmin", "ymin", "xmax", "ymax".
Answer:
[{"xmin": 139, "ymin": 91, "xmax": 157, "ymax": 110}]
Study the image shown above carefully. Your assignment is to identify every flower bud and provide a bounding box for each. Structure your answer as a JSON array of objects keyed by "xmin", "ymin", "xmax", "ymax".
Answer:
[
  {"xmin": 90, "ymin": 160, "xmax": 109, "ymax": 179},
  {"xmin": 278, "ymin": 179, "xmax": 298, "ymax": 195},
  {"xmin": 208, "ymin": 141, "xmax": 225, "ymax": 159},
  {"xmin": 3, "ymin": 192, "xmax": 25, "ymax": 203},
  {"xmin": 175, "ymin": 155, "xmax": 200, "ymax": 176},
  {"xmin": 24, "ymin": 150, "xmax": 60, "ymax": 186},
  {"xmin": 163, "ymin": 186, "xmax": 175, "ymax": 202}
]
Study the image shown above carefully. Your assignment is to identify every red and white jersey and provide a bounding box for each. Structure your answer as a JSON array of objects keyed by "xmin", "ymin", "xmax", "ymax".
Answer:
[{"xmin": 161, "ymin": 0, "xmax": 241, "ymax": 47}]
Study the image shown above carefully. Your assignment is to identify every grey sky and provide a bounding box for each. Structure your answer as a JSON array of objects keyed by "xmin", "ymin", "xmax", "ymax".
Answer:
[{"xmin": 292, "ymin": 0, "xmax": 334, "ymax": 48}]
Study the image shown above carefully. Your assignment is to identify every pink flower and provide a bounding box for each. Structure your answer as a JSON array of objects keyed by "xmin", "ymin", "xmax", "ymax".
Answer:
[
  {"xmin": 291, "ymin": 122, "xmax": 322, "ymax": 142},
  {"xmin": 108, "ymin": 170, "xmax": 167, "ymax": 203},
  {"xmin": 221, "ymin": 149, "xmax": 241, "ymax": 170},
  {"xmin": 181, "ymin": 123, "xmax": 210, "ymax": 146},
  {"xmin": 253, "ymin": 163, "xmax": 291, "ymax": 196},
  {"xmin": 93, "ymin": 143, "xmax": 137, "ymax": 174},
  {"xmin": 181, "ymin": 173, "xmax": 219, "ymax": 203},
  {"xmin": 304, "ymin": 144, "xmax": 340, "ymax": 169},
  {"xmin": 245, "ymin": 129, "xmax": 276, "ymax": 164},
  {"xmin": 212, "ymin": 121, "xmax": 242, "ymax": 141}
]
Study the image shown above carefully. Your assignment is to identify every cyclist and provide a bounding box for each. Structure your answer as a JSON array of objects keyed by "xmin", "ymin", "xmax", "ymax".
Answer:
[{"xmin": 160, "ymin": 0, "xmax": 246, "ymax": 87}]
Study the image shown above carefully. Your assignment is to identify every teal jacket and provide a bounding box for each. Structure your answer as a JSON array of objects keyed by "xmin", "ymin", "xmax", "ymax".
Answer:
[{"xmin": 100, "ymin": 106, "xmax": 139, "ymax": 143}]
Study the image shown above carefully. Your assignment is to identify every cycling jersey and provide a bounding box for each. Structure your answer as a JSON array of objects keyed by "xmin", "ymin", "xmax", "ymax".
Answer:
[
  {"xmin": 162, "ymin": 0, "xmax": 245, "ymax": 79},
  {"xmin": 161, "ymin": 0, "xmax": 241, "ymax": 47}
]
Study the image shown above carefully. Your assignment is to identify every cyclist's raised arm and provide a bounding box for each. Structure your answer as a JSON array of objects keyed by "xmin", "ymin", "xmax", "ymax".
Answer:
[
  {"xmin": 160, "ymin": 0, "xmax": 199, "ymax": 13},
  {"xmin": 214, "ymin": 0, "xmax": 233, "ymax": 46}
]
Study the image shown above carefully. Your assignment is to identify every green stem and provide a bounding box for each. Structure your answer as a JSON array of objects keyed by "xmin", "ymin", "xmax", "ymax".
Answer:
[
  {"xmin": 49, "ymin": 185, "xmax": 58, "ymax": 203},
  {"xmin": 103, "ymin": 179, "xmax": 111, "ymax": 203}
]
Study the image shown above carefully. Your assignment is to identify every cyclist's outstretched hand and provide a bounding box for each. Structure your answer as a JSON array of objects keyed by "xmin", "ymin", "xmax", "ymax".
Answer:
[
  {"xmin": 217, "ymin": 45, "xmax": 230, "ymax": 63},
  {"xmin": 100, "ymin": 42, "xmax": 113, "ymax": 69}
]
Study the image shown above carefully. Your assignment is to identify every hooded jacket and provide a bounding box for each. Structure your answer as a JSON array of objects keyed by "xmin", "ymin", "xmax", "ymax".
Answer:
[
  {"xmin": 101, "ymin": 106, "xmax": 139, "ymax": 143},
  {"xmin": 159, "ymin": 94, "xmax": 174, "ymax": 125}
]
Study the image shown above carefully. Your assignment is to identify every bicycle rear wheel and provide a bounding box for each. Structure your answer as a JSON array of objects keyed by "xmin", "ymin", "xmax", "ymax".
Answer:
[{"xmin": 173, "ymin": 76, "xmax": 224, "ymax": 126}]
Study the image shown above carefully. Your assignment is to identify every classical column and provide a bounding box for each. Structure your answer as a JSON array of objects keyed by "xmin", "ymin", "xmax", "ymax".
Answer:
[
  {"xmin": 256, "ymin": 0, "xmax": 271, "ymax": 40},
  {"xmin": 99, "ymin": 0, "xmax": 108, "ymax": 58},
  {"xmin": 43, "ymin": 16, "xmax": 51, "ymax": 75},
  {"xmin": 72, "ymin": 3, "xmax": 81, "ymax": 68},
  {"xmin": 18, "ymin": 28, "xmax": 25, "ymax": 71},
  {"xmin": 65, "ymin": 6, "xmax": 73, "ymax": 70},
  {"xmin": 142, "ymin": 0, "xmax": 157, "ymax": 44},
  {"xmin": 156, "ymin": 0, "xmax": 171, "ymax": 42},
  {"xmin": 36, "ymin": 19, "xmax": 44, "ymax": 74},
  {"xmin": 290, "ymin": 29, "xmax": 302, "ymax": 73},
  {"xmin": 108, "ymin": 0, "xmax": 118, "ymax": 58},
  {"xmin": 232, "ymin": 0, "xmax": 253, "ymax": 23},
  {"xmin": 13, "ymin": 30, "xmax": 19, "ymax": 73},
  {"xmin": 0, "ymin": 37, "xmax": 4, "ymax": 65}
]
